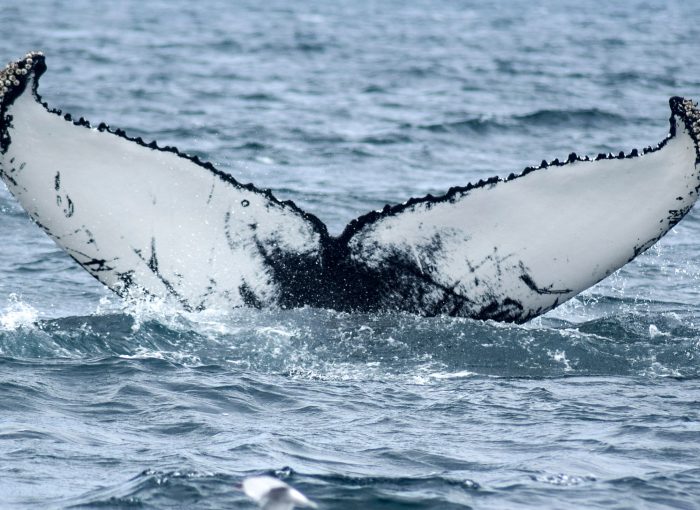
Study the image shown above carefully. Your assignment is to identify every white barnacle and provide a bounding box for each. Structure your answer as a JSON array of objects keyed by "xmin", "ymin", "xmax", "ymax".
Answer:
[{"xmin": 12, "ymin": 79, "xmax": 19, "ymax": 86}]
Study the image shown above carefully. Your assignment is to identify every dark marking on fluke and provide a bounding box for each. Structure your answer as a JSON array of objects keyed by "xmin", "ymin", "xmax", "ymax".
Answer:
[
  {"xmin": 132, "ymin": 237, "xmax": 194, "ymax": 310},
  {"xmin": 1, "ymin": 52, "xmax": 700, "ymax": 323},
  {"xmin": 81, "ymin": 258, "xmax": 114, "ymax": 273},
  {"xmin": 519, "ymin": 273, "xmax": 571, "ymax": 296},
  {"xmin": 64, "ymin": 196, "xmax": 74, "ymax": 218}
]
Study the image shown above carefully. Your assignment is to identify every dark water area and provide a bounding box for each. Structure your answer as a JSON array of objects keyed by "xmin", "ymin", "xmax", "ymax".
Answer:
[{"xmin": 1, "ymin": 0, "xmax": 700, "ymax": 508}]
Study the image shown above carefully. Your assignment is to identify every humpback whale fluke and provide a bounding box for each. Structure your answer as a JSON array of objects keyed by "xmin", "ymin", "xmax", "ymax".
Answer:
[{"xmin": 1, "ymin": 52, "xmax": 699, "ymax": 322}]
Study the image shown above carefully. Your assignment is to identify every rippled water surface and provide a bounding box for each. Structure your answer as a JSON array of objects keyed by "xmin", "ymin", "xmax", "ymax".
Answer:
[{"xmin": 2, "ymin": 1, "xmax": 700, "ymax": 508}]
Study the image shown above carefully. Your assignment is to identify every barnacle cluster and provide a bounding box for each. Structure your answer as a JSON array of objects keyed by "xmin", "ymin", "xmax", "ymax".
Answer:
[
  {"xmin": 682, "ymin": 99, "xmax": 700, "ymax": 134},
  {"xmin": 0, "ymin": 51, "xmax": 42, "ymax": 103},
  {"xmin": 679, "ymin": 98, "xmax": 700, "ymax": 161}
]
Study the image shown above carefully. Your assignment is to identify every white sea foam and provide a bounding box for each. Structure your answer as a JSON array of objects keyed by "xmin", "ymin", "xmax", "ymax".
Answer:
[
  {"xmin": 648, "ymin": 324, "xmax": 670, "ymax": 339},
  {"xmin": 119, "ymin": 346, "xmax": 202, "ymax": 365},
  {"xmin": 548, "ymin": 349, "xmax": 573, "ymax": 371},
  {"xmin": 0, "ymin": 294, "xmax": 38, "ymax": 331}
]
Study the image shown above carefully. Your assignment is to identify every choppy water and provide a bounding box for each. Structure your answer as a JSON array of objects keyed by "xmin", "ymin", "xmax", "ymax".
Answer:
[{"xmin": 2, "ymin": 0, "xmax": 700, "ymax": 508}]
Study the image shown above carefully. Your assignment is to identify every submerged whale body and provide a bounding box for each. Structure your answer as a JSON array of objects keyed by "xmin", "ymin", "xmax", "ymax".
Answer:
[{"xmin": 1, "ymin": 53, "xmax": 699, "ymax": 323}]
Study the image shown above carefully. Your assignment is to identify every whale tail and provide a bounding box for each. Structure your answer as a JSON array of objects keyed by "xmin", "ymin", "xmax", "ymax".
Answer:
[
  {"xmin": 1, "ymin": 52, "xmax": 699, "ymax": 322},
  {"xmin": 1, "ymin": 52, "xmax": 329, "ymax": 312}
]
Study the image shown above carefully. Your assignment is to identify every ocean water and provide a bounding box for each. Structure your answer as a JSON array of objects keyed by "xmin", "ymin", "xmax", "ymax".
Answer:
[{"xmin": 1, "ymin": 0, "xmax": 700, "ymax": 508}]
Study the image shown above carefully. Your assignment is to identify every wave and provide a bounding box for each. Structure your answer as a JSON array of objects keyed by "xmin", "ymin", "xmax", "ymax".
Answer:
[
  {"xmin": 416, "ymin": 108, "xmax": 626, "ymax": 134},
  {"xmin": 513, "ymin": 108, "xmax": 625, "ymax": 126},
  {"xmin": 61, "ymin": 465, "xmax": 700, "ymax": 509},
  {"xmin": 64, "ymin": 468, "xmax": 477, "ymax": 509},
  {"xmin": 1, "ymin": 296, "xmax": 698, "ymax": 380}
]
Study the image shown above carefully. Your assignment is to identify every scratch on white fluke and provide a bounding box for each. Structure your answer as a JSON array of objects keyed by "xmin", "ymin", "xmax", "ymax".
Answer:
[{"xmin": 242, "ymin": 476, "xmax": 318, "ymax": 510}]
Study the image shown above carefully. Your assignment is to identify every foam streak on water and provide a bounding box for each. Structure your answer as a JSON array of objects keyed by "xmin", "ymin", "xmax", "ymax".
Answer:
[{"xmin": 1, "ymin": 0, "xmax": 700, "ymax": 508}]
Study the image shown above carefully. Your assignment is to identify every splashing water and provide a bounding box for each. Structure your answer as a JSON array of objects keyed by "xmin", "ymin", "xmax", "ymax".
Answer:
[{"xmin": 0, "ymin": 293, "xmax": 38, "ymax": 331}]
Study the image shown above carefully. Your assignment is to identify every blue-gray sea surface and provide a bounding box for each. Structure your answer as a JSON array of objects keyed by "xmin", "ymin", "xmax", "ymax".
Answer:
[{"xmin": 1, "ymin": 1, "xmax": 700, "ymax": 508}]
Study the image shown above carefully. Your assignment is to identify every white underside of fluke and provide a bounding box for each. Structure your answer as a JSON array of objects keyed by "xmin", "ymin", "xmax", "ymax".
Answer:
[
  {"xmin": 1, "ymin": 53, "xmax": 699, "ymax": 321},
  {"xmin": 1, "ymin": 76, "xmax": 322, "ymax": 311},
  {"xmin": 347, "ymin": 126, "xmax": 699, "ymax": 319}
]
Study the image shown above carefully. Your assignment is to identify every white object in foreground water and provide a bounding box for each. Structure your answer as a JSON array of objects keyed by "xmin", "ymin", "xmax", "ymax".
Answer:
[{"xmin": 242, "ymin": 476, "xmax": 318, "ymax": 510}]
